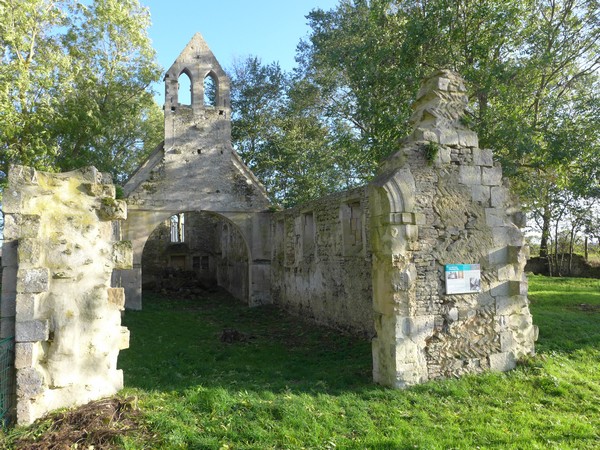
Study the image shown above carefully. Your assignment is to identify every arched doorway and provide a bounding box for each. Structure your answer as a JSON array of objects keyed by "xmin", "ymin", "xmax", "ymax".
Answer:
[{"xmin": 140, "ymin": 211, "xmax": 250, "ymax": 303}]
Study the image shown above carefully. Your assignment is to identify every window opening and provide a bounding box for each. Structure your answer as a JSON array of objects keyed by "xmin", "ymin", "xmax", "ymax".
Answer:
[
  {"xmin": 342, "ymin": 201, "xmax": 363, "ymax": 255},
  {"xmin": 170, "ymin": 213, "xmax": 185, "ymax": 243},
  {"xmin": 204, "ymin": 73, "xmax": 217, "ymax": 106},
  {"xmin": 302, "ymin": 212, "xmax": 315, "ymax": 259},
  {"xmin": 178, "ymin": 72, "xmax": 192, "ymax": 105}
]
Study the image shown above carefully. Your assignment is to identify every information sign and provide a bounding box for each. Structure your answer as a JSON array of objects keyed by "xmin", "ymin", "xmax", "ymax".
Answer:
[{"xmin": 445, "ymin": 264, "xmax": 481, "ymax": 294}]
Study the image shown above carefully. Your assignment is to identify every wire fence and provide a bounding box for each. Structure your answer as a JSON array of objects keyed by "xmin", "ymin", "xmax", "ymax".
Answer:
[{"xmin": 0, "ymin": 336, "xmax": 15, "ymax": 426}]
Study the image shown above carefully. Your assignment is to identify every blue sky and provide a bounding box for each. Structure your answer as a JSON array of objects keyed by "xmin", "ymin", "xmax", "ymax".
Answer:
[{"xmin": 141, "ymin": 0, "xmax": 340, "ymax": 102}]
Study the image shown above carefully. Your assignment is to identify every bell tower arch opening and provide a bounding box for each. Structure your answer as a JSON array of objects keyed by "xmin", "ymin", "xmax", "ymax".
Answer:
[
  {"xmin": 178, "ymin": 69, "xmax": 193, "ymax": 106},
  {"xmin": 203, "ymin": 71, "xmax": 218, "ymax": 107}
]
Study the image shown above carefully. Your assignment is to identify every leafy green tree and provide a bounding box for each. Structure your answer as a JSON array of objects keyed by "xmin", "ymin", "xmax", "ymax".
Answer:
[
  {"xmin": 230, "ymin": 57, "xmax": 356, "ymax": 206},
  {"xmin": 0, "ymin": 0, "xmax": 163, "ymax": 191},
  {"xmin": 298, "ymin": 0, "xmax": 599, "ymax": 251}
]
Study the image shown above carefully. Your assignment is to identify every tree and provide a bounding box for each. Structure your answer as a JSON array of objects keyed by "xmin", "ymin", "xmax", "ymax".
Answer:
[
  {"xmin": 297, "ymin": 0, "xmax": 600, "ymax": 244},
  {"xmin": 0, "ymin": 0, "xmax": 163, "ymax": 191},
  {"xmin": 230, "ymin": 56, "xmax": 357, "ymax": 207}
]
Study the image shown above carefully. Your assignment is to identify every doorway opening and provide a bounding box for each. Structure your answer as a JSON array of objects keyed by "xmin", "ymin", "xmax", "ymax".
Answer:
[{"xmin": 141, "ymin": 211, "xmax": 249, "ymax": 303}]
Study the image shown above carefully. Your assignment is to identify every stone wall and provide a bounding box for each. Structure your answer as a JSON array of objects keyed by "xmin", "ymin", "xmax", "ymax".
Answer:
[
  {"xmin": 370, "ymin": 70, "xmax": 537, "ymax": 387},
  {"xmin": 271, "ymin": 187, "xmax": 374, "ymax": 338},
  {"xmin": 120, "ymin": 33, "xmax": 272, "ymax": 309},
  {"xmin": 0, "ymin": 165, "xmax": 131, "ymax": 425}
]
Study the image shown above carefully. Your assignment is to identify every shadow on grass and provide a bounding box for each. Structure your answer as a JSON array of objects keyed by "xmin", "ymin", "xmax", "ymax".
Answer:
[
  {"xmin": 119, "ymin": 278, "xmax": 600, "ymax": 397},
  {"xmin": 119, "ymin": 290, "xmax": 374, "ymax": 396}
]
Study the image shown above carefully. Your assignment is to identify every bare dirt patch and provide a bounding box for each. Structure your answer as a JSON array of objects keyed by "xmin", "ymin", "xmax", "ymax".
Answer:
[{"xmin": 14, "ymin": 397, "xmax": 147, "ymax": 449}]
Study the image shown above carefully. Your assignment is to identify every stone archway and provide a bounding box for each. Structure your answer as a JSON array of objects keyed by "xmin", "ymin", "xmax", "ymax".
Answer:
[{"xmin": 140, "ymin": 211, "xmax": 251, "ymax": 303}]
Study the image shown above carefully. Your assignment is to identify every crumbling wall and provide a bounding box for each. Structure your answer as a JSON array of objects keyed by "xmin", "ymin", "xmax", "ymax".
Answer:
[
  {"xmin": 121, "ymin": 33, "xmax": 272, "ymax": 309},
  {"xmin": 370, "ymin": 70, "xmax": 537, "ymax": 387},
  {"xmin": 271, "ymin": 187, "xmax": 374, "ymax": 338},
  {"xmin": 0, "ymin": 165, "xmax": 131, "ymax": 425}
]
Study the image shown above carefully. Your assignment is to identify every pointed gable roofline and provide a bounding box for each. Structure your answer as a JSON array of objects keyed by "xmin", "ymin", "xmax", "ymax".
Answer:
[{"xmin": 164, "ymin": 33, "xmax": 230, "ymax": 110}]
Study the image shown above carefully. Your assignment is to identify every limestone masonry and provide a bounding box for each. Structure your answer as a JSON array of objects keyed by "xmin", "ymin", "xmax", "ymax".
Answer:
[
  {"xmin": 1, "ymin": 166, "xmax": 131, "ymax": 424},
  {"xmin": 0, "ymin": 34, "xmax": 537, "ymax": 424}
]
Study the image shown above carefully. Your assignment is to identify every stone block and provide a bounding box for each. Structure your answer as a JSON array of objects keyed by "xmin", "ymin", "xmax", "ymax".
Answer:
[
  {"xmin": 509, "ymin": 280, "xmax": 528, "ymax": 296},
  {"xmin": 1, "ymin": 240, "xmax": 18, "ymax": 267},
  {"xmin": 490, "ymin": 186, "xmax": 508, "ymax": 208},
  {"xmin": 488, "ymin": 351, "xmax": 516, "ymax": 372},
  {"xmin": 17, "ymin": 239, "xmax": 42, "ymax": 266},
  {"xmin": 9, "ymin": 164, "xmax": 39, "ymax": 185},
  {"xmin": 471, "ymin": 185, "xmax": 490, "ymax": 204},
  {"xmin": 472, "ymin": 148, "xmax": 493, "ymax": 167},
  {"xmin": 16, "ymin": 367, "xmax": 45, "ymax": 398},
  {"xmin": 491, "ymin": 281, "xmax": 510, "ymax": 297},
  {"xmin": 500, "ymin": 331, "xmax": 515, "ymax": 352},
  {"xmin": 457, "ymin": 130, "xmax": 478, "ymax": 148},
  {"xmin": 404, "ymin": 224, "xmax": 418, "ymax": 242},
  {"xmin": 17, "ymin": 268, "xmax": 49, "ymax": 293},
  {"xmin": 508, "ymin": 245, "xmax": 529, "ymax": 265},
  {"xmin": 497, "ymin": 264, "xmax": 517, "ymax": 281},
  {"xmin": 438, "ymin": 146, "xmax": 451, "ymax": 164},
  {"xmin": 15, "ymin": 293, "xmax": 41, "ymax": 321},
  {"xmin": 492, "ymin": 226, "xmax": 524, "ymax": 247},
  {"xmin": 0, "ymin": 291, "xmax": 16, "ymax": 317},
  {"xmin": 482, "ymin": 166, "xmax": 502, "ymax": 186},
  {"xmin": 485, "ymin": 208, "xmax": 505, "ymax": 227},
  {"xmin": 414, "ymin": 213, "xmax": 426, "ymax": 225},
  {"xmin": 412, "ymin": 128, "xmax": 440, "ymax": 143},
  {"xmin": 15, "ymin": 320, "xmax": 49, "ymax": 343},
  {"xmin": 488, "ymin": 247, "xmax": 508, "ymax": 265},
  {"xmin": 4, "ymin": 214, "xmax": 41, "ymax": 239},
  {"xmin": 15, "ymin": 342, "xmax": 38, "ymax": 369},
  {"xmin": 438, "ymin": 128, "xmax": 460, "ymax": 146},
  {"xmin": 459, "ymin": 166, "xmax": 481, "ymax": 185},
  {"xmin": 107, "ymin": 287, "xmax": 126, "ymax": 310},
  {"xmin": 98, "ymin": 198, "xmax": 127, "ymax": 221},
  {"xmin": 81, "ymin": 182, "xmax": 116, "ymax": 198},
  {"xmin": 112, "ymin": 241, "xmax": 133, "ymax": 270},
  {"xmin": 401, "ymin": 213, "xmax": 414, "ymax": 224},
  {"xmin": 2, "ymin": 188, "xmax": 23, "ymax": 214},
  {"xmin": 119, "ymin": 327, "xmax": 130, "ymax": 350},
  {"xmin": 496, "ymin": 295, "xmax": 528, "ymax": 316},
  {"xmin": 16, "ymin": 399, "xmax": 33, "ymax": 426},
  {"xmin": 407, "ymin": 315, "xmax": 435, "ymax": 343}
]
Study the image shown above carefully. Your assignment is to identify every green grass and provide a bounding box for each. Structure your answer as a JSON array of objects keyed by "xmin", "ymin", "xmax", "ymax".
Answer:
[{"xmin": 2, "ymin": 275, "xmax": 600, "ymax": 449}]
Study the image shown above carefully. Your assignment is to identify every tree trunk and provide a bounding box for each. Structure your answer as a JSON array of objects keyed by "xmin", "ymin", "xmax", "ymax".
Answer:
[{"xmin": 539, "ymin": 207, "xmax": 551, "ymax": 258}]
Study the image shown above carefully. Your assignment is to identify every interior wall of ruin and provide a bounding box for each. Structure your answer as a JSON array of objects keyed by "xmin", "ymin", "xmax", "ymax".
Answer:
[
  {"xmin": 141, "ymin": 211, "xmax": 249, "ymax": 302},
  {"xmin": 1, "ymin": 166, "xmax": 131, "ymax": 425},
  {"xmin": 271, "ymin": 187, "xmax": 374, "ymax": 338}
]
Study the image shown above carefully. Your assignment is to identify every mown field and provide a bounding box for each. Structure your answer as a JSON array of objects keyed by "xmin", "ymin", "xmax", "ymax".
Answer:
[{"xmin": 2, "ymin": 274, "xmax": 599, "ymax": 449}]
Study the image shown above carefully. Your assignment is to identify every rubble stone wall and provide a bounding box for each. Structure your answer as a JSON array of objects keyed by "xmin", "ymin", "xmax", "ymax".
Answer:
[
  {"xmin": 0, "ymin": 166, "xmax": 131, "ymax": 425},
  {"xmin": 370, "ymin": 70, "xmax": 537, "ymax": 387},
  {"xmin": 271, "ymin": 187, "xmax": 374, "ymax": 338}
]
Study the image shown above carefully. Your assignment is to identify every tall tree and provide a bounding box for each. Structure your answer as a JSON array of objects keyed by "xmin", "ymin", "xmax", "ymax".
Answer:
[{"xmin": 0, "ymin": 0, "xmax": 163, "ymax": 191}]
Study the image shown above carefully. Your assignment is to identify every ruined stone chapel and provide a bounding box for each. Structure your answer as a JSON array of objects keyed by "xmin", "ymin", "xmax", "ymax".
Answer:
[{"xmin": 1, "ymin": 34, "xmax": 537, "ymax": 424}]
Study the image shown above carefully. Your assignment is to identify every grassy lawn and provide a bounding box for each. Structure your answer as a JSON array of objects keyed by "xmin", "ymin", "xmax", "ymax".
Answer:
[{"xmin": 2, "ymin": 274, "xmax": 600, "ymax": 449}]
